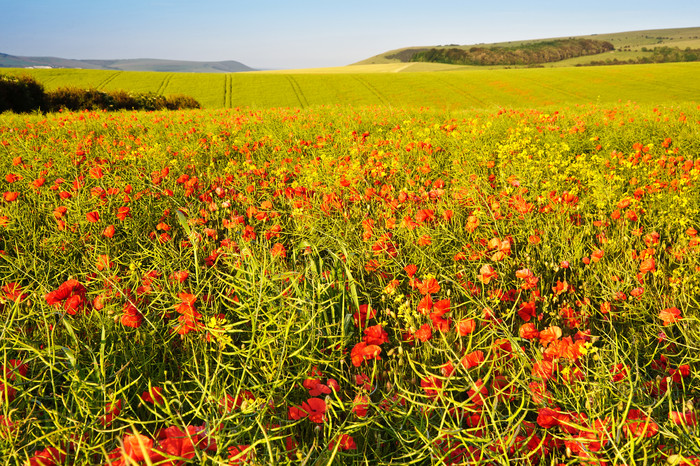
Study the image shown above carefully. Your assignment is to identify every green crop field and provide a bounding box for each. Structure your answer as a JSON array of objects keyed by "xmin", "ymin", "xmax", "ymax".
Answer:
[{"xmin": 3, "ymin": 61, "xmax": 700, "ymax": 110}]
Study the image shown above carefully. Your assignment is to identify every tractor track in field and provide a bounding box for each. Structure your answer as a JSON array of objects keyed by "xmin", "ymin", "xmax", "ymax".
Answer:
[
  {"xmin": 96, "ymin": 71, "xmax": 120, "ymax": 90},
  {"xmin": 432, "ymin": 75, "xmax": 488, "ymax": 107},
  {"xmin": 223, "ymin": 74, "xmax": 233, "ymax": 108},
  {"xmin": 350, "ymin": 75, "xmax": 391, "ymax": 107},
  {"xmin": 155, "ymin": 74, "xmax": 173, "ymax": 95},
  {"xmin": 513, "ymin": 73, "xmax": 585, "ymax": 102},
  {"xmin": 285, "ymin": 76, "xmax": 308, "ymax": 108}
]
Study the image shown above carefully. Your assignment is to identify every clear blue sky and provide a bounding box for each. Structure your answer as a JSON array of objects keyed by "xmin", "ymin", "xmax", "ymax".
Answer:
[{"xmin": 1, "ymin": 0, "xmax": 698, "ymax": 69}]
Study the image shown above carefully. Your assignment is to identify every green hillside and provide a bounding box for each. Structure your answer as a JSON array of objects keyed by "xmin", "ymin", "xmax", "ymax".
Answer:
[
  {"xmin": 355, "ymin": 26, "xmax": 700, "ymax": 67},
  {"xmin": 3, "ymin": 62, "xmax": 699, "ymax": 110}
]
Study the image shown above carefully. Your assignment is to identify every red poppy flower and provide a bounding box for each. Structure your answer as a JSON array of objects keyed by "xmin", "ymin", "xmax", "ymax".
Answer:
[
  {"xmin": 117, "ymin": 433, "xmax": 154, "ymax": 463},
  {"xmin": 467, "ymin": 379, "xmax": 488, "ymax": 405},
  {"xmin": 352, "ymin": 394, "xmax": 369, "ymax": 417},
  {"xmin": 639, "ymin": 257, "xmax": 655, "ymax": 274},
  {"xmin": 417, "ymin": 294, "xmax": 433, "ymax": 315},
  {"xmin": 421, "ymin": 376, "xmax": 443, "ymax": 399},
  {"xmin": 623, "ymin": 409, "xmax": 658, "ymax": 438},
  {"xmin": 478, "ymin": 265, "xmax": 497, "ymax": 284},
  {"xmin": 121, "ymin": 302, "xmax": 144, "ymax": 328},
  {"xmin": 670, "ymin": 410, "xmax": 698, "ymax": 427},
  {"xmin": 300, "ymin": 398, "xmax": 326, "ymax": 423},
  {"xmin": 353, "ymin": 304, "xmax": 376, "ymax": 328},
  {"xmin": 152, "ymin": 426, "xmax": 197, "ymax": 463},
  {"xmin": 101, "ymin": 399, "xmax": 123, "ymax": 427},
  {"xmin": 659, "ymin": 307, "xmax": 681, "ymax": 325},
  {"xmin": 519, "ymin": 323, "xmax": 540, "ymax": 340},
  {"xmin": 404, "ymin": 263, "xmax": 417, "ymax": 278},
  {"xmin": 414, "ymin": 323, "xmax": 432, "ymax": 342},
  {"xmin": 28, "ymin": 447, "xmax": 67, "ymax": 466},
  {"xmin": 228, "ymin": 445, "xmax": 255, "ymax": 465},
  {"xmin": 417, "ymin": 277, "xmax": 440, "ymax": 295},
  {"xmin": 532, "ymin": 360, "xmax": 554, "ymax": 381},
  {"xmin": 538, "ymin": 326, "xmax": 562, "ymax": 347},
  {"xmin": 363, "ymin": 324, "xmax": 389, "ymax": 345},
  {"xmin": 537, "ymin": 407, "xmax": 563, "ymax": 429},
  {"xmin": 103, "ymin": 224, "xmax": 116, "ymax": 238},
  {"xmin": 456, "ymin": 318, "xmax": 475, "ymax": 336},
  {"xmin": 142, "ymin": 386, "xmax": 164, "ymax": 405},
  {"xmin": 116, "ymin": 206, "xmax": 131, "ymax": 221},
  {"xmin": 351, "ymin": 342, "xmax": 382, "ymax": 366},
  {"xmin": 45, "ymin": 279, "xmax": 87, "ymax": 315},
  {"xmin": 86, "ymin": 211, "xmax": 100, "ymax": 223},
  {"xmin": 3, "ymin": 192, "xmax": 18, "ymax": 202},
  {"xmin": 303, "ymin": 378, "xmax": 331, "ymax": 397},
  {"xmin": 329, "ymin": 434, "xmax": 356, "ymax": 451},
  {"xmin": 270, "ymin": 242, "xmax": 286, "ymax": 258},
  {"xmin": 2, "ymin": 282, "xmax": 27, "ymax": 303},
  {"xmin": 461, "ymin": 350, "xmax": 485, "ymax": 369}
]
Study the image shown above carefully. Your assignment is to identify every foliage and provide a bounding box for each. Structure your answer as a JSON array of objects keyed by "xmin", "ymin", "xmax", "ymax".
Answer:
[
  {"xmin": 409, "ymin": 39, "xmax": 615, "ymax": 66},
  {"xmin": 585, "ymin": 46, "xmax": 700, "ymax": 66},
  {"xmin": 0, "ymin": 74, "xmax": 46, "ymax": 113}
]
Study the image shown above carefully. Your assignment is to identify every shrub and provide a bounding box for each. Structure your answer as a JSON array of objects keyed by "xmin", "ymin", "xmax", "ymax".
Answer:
[
  {"xmin": 0, "ymin": 73, "xmax": 46, "ymax": 113},
  {"xmin": 165, "ymin": 94, "xmax": 202, "ymax": 110},
  {"xmin": 46, "ymin": 87, "xmax": 113, "ymax": 112},
  {"xmin": 106, "ymin": 90, "xmax": 139, "ymax": 110}
]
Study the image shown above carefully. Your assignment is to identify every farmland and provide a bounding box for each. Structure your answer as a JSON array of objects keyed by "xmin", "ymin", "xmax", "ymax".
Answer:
[
  {"xmin": 2, "ymin": 99, "xmax": 700, "ymax": 464},
  {"xmin": 2, "ymin": 61, "xmax": 700, "ymax": 110}
]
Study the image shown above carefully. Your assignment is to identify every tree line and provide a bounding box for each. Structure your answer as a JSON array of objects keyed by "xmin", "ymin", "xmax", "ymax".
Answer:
[
  {"xmin": 406, "ymin": 39, "xmax": 615, "ymax": 66},
  {"xmin": 584, "ymin": 46, "xmax": 700, "ymax": 66}
]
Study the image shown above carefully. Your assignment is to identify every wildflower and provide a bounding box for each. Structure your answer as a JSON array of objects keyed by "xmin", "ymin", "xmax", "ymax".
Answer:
[
  {"xmin": 352, "ymin": 394, "xmax": 370, "ymax": 417},
  {"xmin": 353, "ymin": 304, "xmax": 376, "ymax": 328},
  {"xmin": 351, "ymin": 342, "xmax": 382, "ymax": 367},
  {"xmin": 45, "ymin": 279, "xmax": 87, "ymax": 315},
  {"xmin": 363, "ymin": 324, "xmax": 389, "ymax": 345},
  {"xmin": 103, "ymin": 224, "xmax": 116, "ymax": 238},
  {"xmin": 659, "ymin": 307, "xmax": 681, "ymax": 325},
  {"xmin": 299, "ymin": 398, "xmax": 327, "ymax": 423},
  {"xmin": 142, "ymin": 386, "xmax": 164, "ymax": 405},
  {"xmin": 456, "ymin": 318, "xmax": 476, "ymax": 336},
  {"xmin": 270, "ymin": 242, "xmax": 286, "ymax": 258},
  {"xmin": 121, "ymin": 301, "xmax": 144, "ymax": 328},
  {"xmin": 417, "ymin": 276, "xmax": 440, "ymax": 295},
  {"xmin": 461, "ymin": 350, "xmax": 485, "ymax": 369},
  {"xmin": 478, "ymin": 265, "xmax": 497, "ymax": 284},
  {"xmin": 414, "ymin": 323, "xmax": 432, "ymax": 342},
  {"xmin": 329, "ymin": 434, "xmax": 356, "ymax": 451},
  {"xmin": 86, "ymin": 211, "xmax": 100, "ymax": 223}
]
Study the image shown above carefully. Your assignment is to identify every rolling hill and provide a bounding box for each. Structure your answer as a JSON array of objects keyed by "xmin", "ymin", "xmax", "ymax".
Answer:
[
  {"xmin": 0, "ymin": 52, "xmax": 255, "ymax": 73},
  {"xmin": 354, "ymin": 26, "xmax": 700, "ymax": 67}
]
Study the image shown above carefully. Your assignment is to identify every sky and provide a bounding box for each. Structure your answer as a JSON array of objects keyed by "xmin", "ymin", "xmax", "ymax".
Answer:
[{"xmin": 1, "ymin": 0, "xmax": 699, "ymax": 70}]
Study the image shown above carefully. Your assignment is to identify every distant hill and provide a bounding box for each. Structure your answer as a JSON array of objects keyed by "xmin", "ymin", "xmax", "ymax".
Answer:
[
  {"xmin": 354, "ymin": 26, "xmax": 700, "ymax": 67},
  {"xmin": 0, "ymin": 52, "xmax": 255, "ymax": 73}
]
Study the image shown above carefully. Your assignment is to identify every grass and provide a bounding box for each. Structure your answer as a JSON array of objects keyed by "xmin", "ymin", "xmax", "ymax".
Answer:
[{"xmin": 2, "ymin": 62, "xmax": 700, "ymax": 110}]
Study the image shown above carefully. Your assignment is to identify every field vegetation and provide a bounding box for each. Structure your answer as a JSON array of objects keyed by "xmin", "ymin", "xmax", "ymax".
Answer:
[
  {"xmin": 2, "ymin": 62, "xmax": 700, "ymax": 110},
  {"xmin": 1, "ymin": 100, "xmax": 700, "ymax": 464}
]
